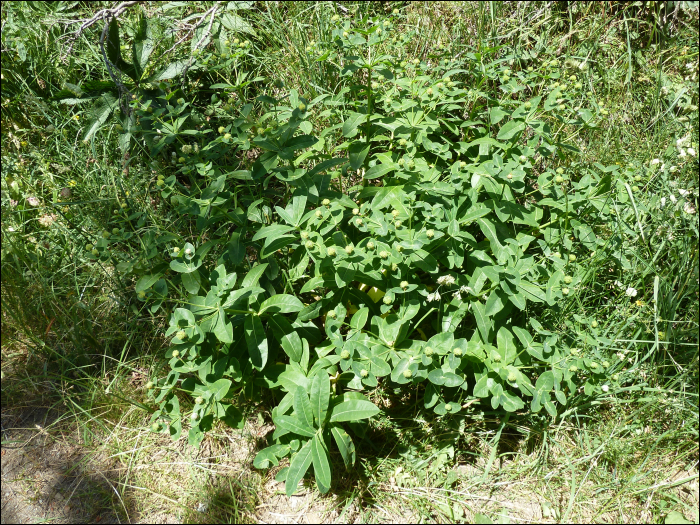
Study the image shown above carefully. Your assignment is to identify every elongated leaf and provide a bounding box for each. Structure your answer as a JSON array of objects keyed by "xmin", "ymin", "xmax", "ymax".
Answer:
[
  {"xmin": 259, "ymin": 294, "xmax": 304, "ymax": 315},
  {"xmin": 286, "ymin": 439, "xmax": 313, "ymax": 496},
  {"xmin": 135, "ymin": 273, "xmax": 161, "ymax": 292},
  {"xmin": 497, "ymin": 120, "xmax": 526, "ymax": 141},
  {"xmin": 364, "ymin": 162, "xmax": 395, "ymax": 179},
  {"xmin": 245, "ymin": 315, "xmax": 268, "ymax": 370},
  {"xmin": 311, "ymin": 434, "xmax": 332, "ymax": 493},
  {"xmin": 348, "ymin": 141, "xmax": 370, "ymax": 171},
  {"xmin": 310, "ymin": 372, "xmax": 330, "ymax": 426},
  {"xmin": 349, "ymin": 307, "xmax": 369, "ymax": 331},
  {"xmin": 330, "ymin": 425, "xmax": 356, "ymax": 469},
  {"xmin": 149, "ymin": 59, "xmax": 190, "ymax": 81},
  {"xmin": 213, "ymin": 307, "xmax": 234, "ymax": 343},
  {"xmin": 294, "ymin": 386, "xmax": 315, "ymax": 429},
  {"xmin": 472, "ymin": 300, "xmax": 493, "ymax": 343},
  {"xmin": 329, "ymin": 400, "xmax": 379, "ymax": 422},
  {"xmin": 280, "ymin": 329, "xmax": 302, "ymax": 363},
  {"xmin": 275, "ymin": 415, "xmax": 316, "ymax": 438},
  {"xmin": 241, "ymin": 263, "xmax": 268, "ymax": 288},
  {"xmin": 252, "ymin": 224, "xmax": 295, "ymax": 242},
  {"xmin": 209, "ymin": 378, "xmax": 232, "ymax": 401}
]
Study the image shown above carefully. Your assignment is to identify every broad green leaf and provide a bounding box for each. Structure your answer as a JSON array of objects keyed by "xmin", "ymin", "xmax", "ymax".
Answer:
[
  {"xmin": 348, "ymin": 141, "xmax": 370, "ymax": 171},
  {"xmin": 276, "ymin": 415, "xmax": 316, "ymax": 438},
  {"xmin": 350, "ymin": 307, "xmax": 369, "ymax": 331},
  {"xmin": 518, "ymin": 281, "xmax": 546, "ymax": 303},
  {"xmin": 245, "ymin": 315, "xmax": 268, "ymax": 370},
  {"xmin": 135, "ymin": 273, "xmax": 161, "ymax": 292},
  {"xmin": 294, "ymin": 386, "xmax": 315, "ymax": 429},
  {"xmin": 286, "ymin": 439, "xmax": 314, "ymax": 496},
  {"xmin": 252, "ymin": 223, "xmax": 296, "ymax": 242},
  {"xmin": 209, "ymin": 378, "xmax": 232, "ymax": 401},
  {"xmin": 253, "ymin": 444, "xmax": 289, "ymax": 469},
  {"xmin": 280, "ymin": 329, "xmax": 302, "ymax": 363},
  {"xmin": 364, "ymin": 162, "xmax": 395, "ymax": 179},
  {"xmin": 310, "ymin": 372, "xmax": 330, "ymax": 426},
  {"xmin": 311, "ymin": 434, "xmax": 332, "ymax": 493},
  {"xmin": 213, "ymin": 307, "xmax": 233, "ymax": 343},
  {"xmin": 329, "ymin": 400, "xmax": 380, "ymax": 422},
  {"xmin": 484, "ymin": 289, "xmax": 507, "ymax": 316},
  {"xmin": 241, "ymin": 263, "xmax": 269, "ymax": 288},
  {"xmin": 259, "ymin": 294, "xmax": 304, "ymax": 315},
  {"xmin": 181, "ymin": 271, "xmax": 201, "ymax": 294},
  {"xmin": 149, "ymin": 59, "xmax": 190, "ymax": 81},
  {"xmin": 330, "ymin": 425, "xmax": 356, "ymax": 469},
  {"xmin": 497, "ymin": 120, "xmax": 526, "ymax": 141},
  {"xmin": 342, "ymin": 112, "xmax": 366, "ymax": 138}
]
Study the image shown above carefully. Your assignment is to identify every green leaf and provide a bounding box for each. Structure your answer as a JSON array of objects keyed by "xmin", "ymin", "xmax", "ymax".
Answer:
[
  {"xmin": 342, "ymin": 112, "xmax": 366, "ymax": 138},
  {"xmin": 242, "ymin": 263, "xmax": 269, "ymax": 288},
  {"xmin": 364, "ymin": 162, "xmax": 395, "ymax": 179},
  {"xmin": 472, "ymin": 301, "xmax": 493, "ymax": 343},
  {"xmin": 310, "ymin": 372, "xmax": 330, "ymax": 426},
  {"xmin": 329, "ymin": 400, "xmax": 380, "ymax": 422},
  {"xmin": 135, "ymin": 273, "xmax": 161, "ymax": 292},
  {"xmin": 286, "ymin": 439, "xmax": 313, "ymax": 497},
  {"xmin": 311, "ymin": 434, "xmax": 332, "ymax": 493},
  {"xmin": 280, "ymin": 329, "xmax": 303, "ymax": 363},
  {"xmin": 245, "ymin": 315, "xmax": 268, "ymax": 370},
  {"xmin": 252, "ymin": 224, "xmax": 296, "ymax": 242},
  {"xmin": 209, "ymin": 378, "xmax": 232, "ymax": 401},
  {"xmin": 664, "ymin": 511, "xmax": 693, "ymax": 524},
  {"xmin": 294, "ymin": 386, "xmax": 315, "ymax": 429},
  {"xmin": 348, "ymin": 141, "xmax": 370, "ymax": 171},
  {"xmin": 253, "ymin": 445, "xmax": 289, "ymax": 469},
  {"xmin": 213, "ymin": 307, "xmax": 233, "ymax": 343},
  {"xmin": 83, "ymin": 93, "xmax": 118, "ymax": 142},
  {"xmin": 181, "ymin": 271, "xmax": 201, "ymax": 294},
  {"xmin": 350, "ymin": 307, "xmax": 369, "ymax": 331},
  {"xmin": 276, "ymin": 415, "xmax": 316, "ymax": 438},
  {"xmin": 497, "ymin": 120, "xmax": 526, "ymax": 141},
  {"xmin": 484, "ymin": 289, "xmax": 507, "ymax": 316},
  {"xmin": 259, "ymin": 294, "xmax": 304, "ymax": 315},
  {"xmin": 220, "ymin": 12, "xmax": 255, "ymax": 34},
  {"xmin": 149, "ymin": 59, "xmax": 190, "ymax": 82},
  {"xmin": 330, "ymin": 426, "xmax": 356, "ymax": 469}
]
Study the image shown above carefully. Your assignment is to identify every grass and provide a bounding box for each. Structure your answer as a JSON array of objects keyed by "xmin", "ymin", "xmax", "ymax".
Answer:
[{"xmin": 2, "ymin": 1, "xmax": 698, "ymax": 523}]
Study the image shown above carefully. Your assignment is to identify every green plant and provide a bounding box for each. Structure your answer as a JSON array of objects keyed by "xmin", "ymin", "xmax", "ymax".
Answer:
[{"xmin": 124, "ymin": 12, "xmax": 643, "ymax": 495}]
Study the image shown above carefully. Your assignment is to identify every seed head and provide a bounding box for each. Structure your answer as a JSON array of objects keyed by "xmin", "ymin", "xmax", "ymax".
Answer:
[
  {"xmin": 444, "ymin": 403, "xmax": 452, "ymax": 411},
  {"xmin": 426, "ymin": 229, "xmax": 434, "ymax": 238},
  {"xmin": 146, "ymin": 381, "xmax": 154, "ymax": 389},
  {"xmin": 315, "ymin": 209, "xmax": 323, "ymax": 218},
  {"xmin": 300, "ymin": 231, "xmax": 309, "ymax": 240},
  {"xmin": 172, "ymin": 350, "xmax": 180, "ymax": 358},
  {"xmin": 564, "ymin": 275, "xmax": 573, "ymax": 284},
  {"xmin": 403, "ymin": 369, "xmax": 413, "ymax": 378},
  {"xmin": 507, "ymin": 372, "xmax": 517, "ymax": 382},
  {"xmin": 305, "ymin": 240, "xmax": 314, "ymax": 249},
  {"xmin": 591, "ymin": 320, "xmax": 598, "ymax": 328},
  {"xmin": 493, "ymin": 354, "xmax": 501, "ymax": 362},
  {"xmin": 322, "ymin": 198, "xmax": 331, "ymax": 206},
  {"xmin": 195, "ymin": 396, "xmax": 204, "ymax": 404},
  {"xmin": 562, "ymin": 287, "xmax": 570, "ymax": 295},
  {"xmin": 379, "ymin": 250, "xmax": 389, "ymax": 259},
  {"xmin": 453, "ymin": 348, "xmax": 462, "ymax": 356},
  {"xmin": 366, "ymin": 241, "xmax": 375, "ymax": 250},
  {"xmin": 353, "ymin": 208, "xmax": 360, "ymax": 215},
  {"xmin": 569, "ymin": 365, "xmax": 578, "ymax": 373},
  {"xmin": 327, "ymin": 246, "xmax": 336, "ymax": 256},
  {"xmin": 345, "ymin": 245, "xmax": 354, "ymax": 254},
  {"xmin": 341, "ymin": 350, "xmax": 350, "ymax": 359},
  {"xmin": 383, "ymin": 296, "xmax": 392, "ymax": 305},
  {"xmin": 176, "ymin": 330, "xmax": 187, "ymax": 340},
  {"xmin": 555, "ymin": 175, "xmax": 564, "ymax": 183},
  {"xmin": 425, "ymin": 347, "xmax": 434, "ymax": 356},
  {"xmin": 400, "ymin": 281, "xmax": 409, "ymax": 290},
  {"xmin": 394, "ymin": 220, "xmax": 402, "ymax": 228},
  {"xmin": 327, "ymin": 310, "xmax": 337, "ymax": 319},
  {"xmin": 361, "ymin": 369, "xmax": 369, "ymax": 378},
  {"xmin": 569, "ymin": 254, "xmax": 577, "ymax": 262},
  {"xmin": 185, "ymin": 248, "xmax": 192, "ymax": 255}
]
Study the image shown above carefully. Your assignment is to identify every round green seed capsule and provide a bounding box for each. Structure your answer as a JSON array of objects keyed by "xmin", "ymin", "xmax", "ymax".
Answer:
[
  {"xmin": 176, "ymin": 330, "xmax": 186, "ymax": 340},
  {"xmin": 327, "ymin": 247, "xmax": 336, "ymax": 256},
  {"xmin": 403, "ymin": 369, "xmax": 413, "ymax": 378},
  {"xmin": 425, "ymin": 347, "xmax": 433, "ymax": 356},
  {"xmin": 569, "ymin": 254, "xmax": 577, "ymax": 262},
  {"xmin": 341, "ymin": 350, "xmax": 350, "ymax": 359},
  {"xmin": 195, "ymin": 396, "xmax": 204, "ymax": 404},
  {"xmin": 361, "ymin": 369, "xmax": 369, "ymax": 378},
  {"xmin": 562, "ymin": 287, "xmax": 570, "ymax": 295},
  {"xmin": 327, "ymin": 310, "xmax": 337, "ymax": 319},
  {"xmin": 507, "ymin": 373, "xmax": 517, "ymax": 382},
  {"xmin": 564, "ymin": 275, "xmax": 573, "ymax": 284},
  {"xmin": 383, "ymin": 296, "xmax": 392, "ymax": 305},
  {"xmin": 591, "ymin": 320, "xmax": 598, "ymax": 328},
  {"xmin": 453, "ymin": 348, "xmax": 462, "ymax": 356},
  {"xmin": 426, "ymin": 229, "xmax": 434, "ymax": 238},
  {"xmin": 444, "ymin": 403, "xmax": 452, "ymax": 411},
  {"xmin": 172, "ymin": 350, "xmax": 180, "ymax": 358},
  {"xmin": 569, "ymin": 365, "xmax": 578, "ymax": 373},
  {"xmin": 151, "ymin": 422, "xmax": 161, "ymax": 432},
  {"xmin": 366, "ymin": 241, "xmax": 375, "ymax": 250}
]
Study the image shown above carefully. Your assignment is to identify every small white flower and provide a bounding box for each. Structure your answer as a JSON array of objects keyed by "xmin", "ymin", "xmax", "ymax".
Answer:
[
  {"xmin": 452, "ymin": 292, "xmax": 462, "ymax": 300},
  {"xmin": 27, "ymin": 196, "xmax": 40, "ymax": 206},
  {"xmin": 614, "ymin": 280, "xmax": 624, "ymax": 288},
  {"xmin": 684, "ymin": 202, "xmax": 696, "ymax": 215},
  {"xmin": 601, "ymin": 385, "xmax": 609, "ymax": 393},
  {"xmin": 437, "ymin": 275, "xmax": 456, "ymax": 286},
  {"xmin": 625, "ymin": 287, "xmax": 638, "ymax": 297},
  {"xmin": 679, "ymin": 149, "xmax": 687, "ymax": 157},
  {"xmin": 686, "ymin": 62, "xmax": 695, "ymax": 70},
  {"xmin": 678, "ymin": 189, "xmax": 689, "ymax": 196},
  {"xmin": 670, "ymin": 194, "xmax": 677, "ymax": 204},
  {"xmin": 660, "ymin": 163, "xmax": 666, "ymax": 170},
  {"xmin": 426, "ymin": 293, "xmax": 435, "ymax": 302},
  {"xmin": 460, "ymin": 285, "xmax": 473, "ymax": 294},
  {"xmin": 669, "ymin": 166, "xmax": 677, "ymax": 173},
  {"xmin": 650, "ymin": 158, "xmax": 660, "ymax": 165},
  {"xmin": 660, "ymin": 197, "xmax": 666, "ymax": 208},
  {"xmin": 617, "ymin": 352, "xmax": 625, "ymax": 360},
  {"xmin": 687, "ymin": 147, "xmax": 696, "ymax": 157}
]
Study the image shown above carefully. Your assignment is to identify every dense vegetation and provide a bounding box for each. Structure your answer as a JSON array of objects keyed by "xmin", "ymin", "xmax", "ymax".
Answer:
[{"xmin": 2, "ymin": 1, "xmax": 698, "ymax": 523}]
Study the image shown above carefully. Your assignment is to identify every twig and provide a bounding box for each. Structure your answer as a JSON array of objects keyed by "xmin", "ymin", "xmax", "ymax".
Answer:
[
  {"xmin": 62, "ymin": 1, "xmax": 142, "ymax": 57},
  {"xmin": 179, "ymin": 1, "xmax": 223, "ymax": 86},
  {"xmin": 161, "ymin": 5, "xmax": 220, "ymax": 57}
]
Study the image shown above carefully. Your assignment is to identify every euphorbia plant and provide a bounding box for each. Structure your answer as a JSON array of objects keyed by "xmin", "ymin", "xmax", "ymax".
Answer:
[{"xmin": 140, "ymin": 12, "xmax": 617, "ymax": 496}]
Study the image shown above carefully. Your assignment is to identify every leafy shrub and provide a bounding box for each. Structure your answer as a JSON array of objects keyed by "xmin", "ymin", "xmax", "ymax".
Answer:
[{"xmin": 71, "ymin": 12, "xmax": 684, "ymax": 497}]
